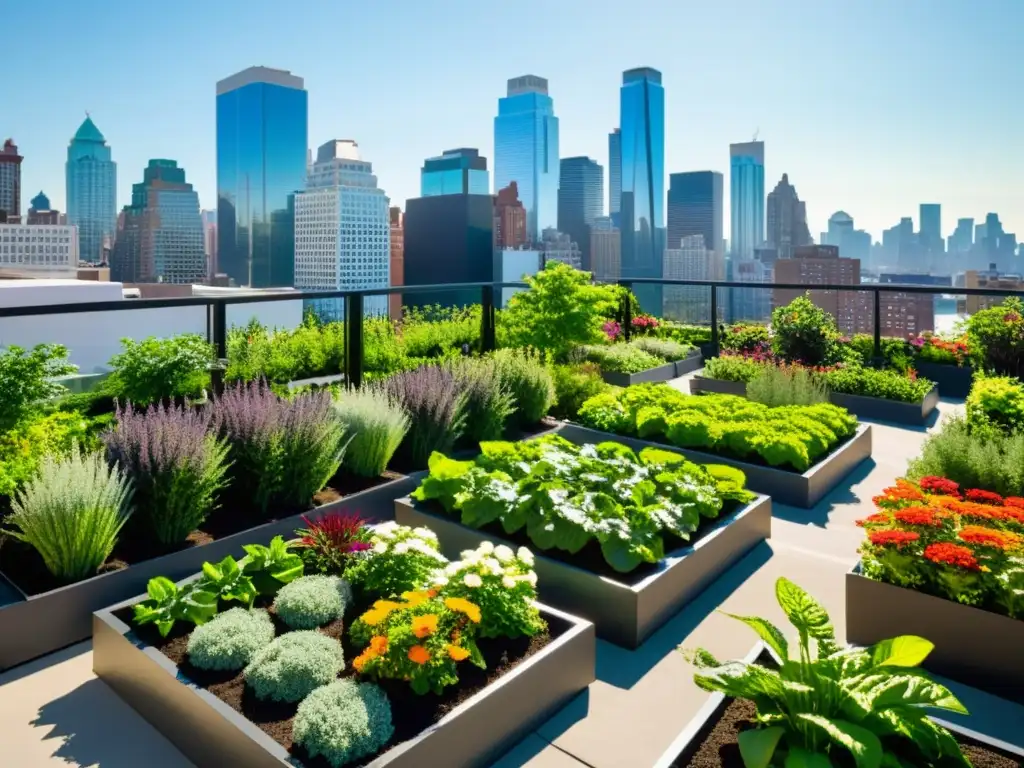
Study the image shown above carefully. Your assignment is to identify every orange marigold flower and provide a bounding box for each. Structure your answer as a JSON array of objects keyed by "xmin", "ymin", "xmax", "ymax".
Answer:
[
  {"xmin": 869, "ymin": 530, "xmax": 920, "ymax": 548},
  {"xmin": 447, "ymin": 644, "xmax": 471, "ymax": 662},
  {"xmin": 370, "ymin": 635, "xmax": 388, "ymax": 655},
  {"xmin": 407, "ymin": 645, "xmax": 431, "ymax": 664},
  {"xmin": 923, "ymin": 542, "xmax": 980, "ymax": 571},
  {"xmin": 893, "ymin": 507, "xmax": 944, "ymax": 527},
  {"xmin": 856, "ymin": 513, "xmax": 889, "ymax": 527},
  {"xmin": 444, "ymin": 597, "xmax": 482, "ymax": 623},
  {"xmin": 401, "ymin": 591, "xmax": 430, "ymax": 606},
  {"xmin": 893, "ymin": 479, "xmax": 926, "ymax": 500},
  {"xmin": 955, "ymin": 501, "xmax": 1006, "ymax": 523},
  {"xmin": 426, "ymin": 588, "xmax": 439, "ymax": 598},
  {"xmin": 412, "ymin": 614, "xmax": 439, "ymax": 638},
  {"xmin": 1002, "ymin": 507, "xmax": 1024, "ymax": 525},
  {"xmin": 353, "ymin": 648, "xmax": 374, "ymax": 673},
  {"xmin": 959, "ymin": 526, "xmax": 1021, "ymax": 551}
]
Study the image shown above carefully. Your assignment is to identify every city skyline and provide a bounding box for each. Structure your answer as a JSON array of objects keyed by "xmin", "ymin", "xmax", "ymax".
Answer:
[{"xmin": 2, "ymin": 0, "xmax": 1022, "ymax": 244}]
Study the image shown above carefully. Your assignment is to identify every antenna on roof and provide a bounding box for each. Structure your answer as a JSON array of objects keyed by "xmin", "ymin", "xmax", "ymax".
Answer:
[{"xmin": 753, "ymin": 127, "xmax": 760, "ymax": 142}]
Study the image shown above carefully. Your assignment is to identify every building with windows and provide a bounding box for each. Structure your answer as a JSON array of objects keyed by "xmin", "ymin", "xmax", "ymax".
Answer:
[
  {"xmin": 66, "ymin": 117, "xmax": 116, "ymax": 263},
  {"xmin": 728, "ymin": 257, "xmax": 772, "ymax": 323},
  {"xmin": 216, "ymin": 67, "xmax": 307, "ymax": 288},
  {"xmin": 494, "ymin": 75, "xmax": 559, "ymax": 242},
  {"xmin": 110, "ymin": 160, "xmax": 206, "ymax": 285},
  {"xmin": 667, "ymin": 171, "xmax": 723, "ymax": 259},
  {"xmin": 389, "ymin": 207, "xmax": 404, "ymax": 321},
  {"xmin": 820, "ymin": 211, "xmax": 871, "ymax": 268},
  {"xmin": 421, "ymin": 148, "xmax": 489, "ymax": 197},
  {"xmin": 494, "ymin": 182, "xmax": 527, "ymax": 249},
  {"xmin": 919, "ymin": 204, "xmax": 942, "ymax": 252},
  {"xmin": 766, "ymin": 173, "xmax": 811, "ymax": 261},
  {"xmin": 538, "ymin": 228, "xmax": 582, "ymax": 270},
  {"xmin": 557, "ymin": 156, "xmax": 602, "ymax": 269},
  {"xmin": 27, "ymin": 192, "xmax": 61, "ymax": 226},
  {"xmin": 962, "ymin": 268, "xmax": 1024, "ymax": 314},
  {"xmin": 663, "ymin": 235, "xmax": 724, "ymax": 324},
  {"xmin": 608, "ymin": 128, "xmax": 621, "ymax": 225},
  {"xmin": 0, "ymin": 222, "xmax": 78, "ymax": 277},
  {"xmin": 294, "ymin": 140, "xmax": 390, "ymax": 321},
  {"xmin": 590, "ymin": 216, "xmax": 620, "ymax": 281},
  {"xmin": 729, "ymin": 141, "xmax": 764, "ymax": 261},
  {"xmin": 619, "ymin": 67, "xmax": 665, "ymax": 315},
  {"xmin": 0, "ymin": 140, "xmax": 22, "ymax": 223},
  {"xmin": 774, "ymin": 245, "xmax": 872, "ymax": 334}
]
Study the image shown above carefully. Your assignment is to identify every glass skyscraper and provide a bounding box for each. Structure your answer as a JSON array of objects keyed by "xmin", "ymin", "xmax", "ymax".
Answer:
[
  {"xmin": 619, "ymin": 67, "xmax": 665, "ymax": 314},
  {"xmin": 667, "ymin": 171, "xmax": 723, "ymax": 255},
  {"xmin": 420, "ymin": 149, "xmax": 489, "ymax": 197},
  {"xmin": 66, "ymin": 116, "xmax": 116, "ymax": 263},
  {"xmin": 494, "ymin": 75, "xmax": 559, "ymax": 242},
  {"xmin": 216, "ymin": 66, "xmax": 307, "ymax": 288},
  {"xmin": 729, "ymin": 141, "xmax": 764, "ymax": 260},
  {"xmin": 557, "ymin": 156, "xmax": 603, "ymax": 271},
  {"xmin": 608, "ymin": 128, "xmax": 621, "ymax": 226}
]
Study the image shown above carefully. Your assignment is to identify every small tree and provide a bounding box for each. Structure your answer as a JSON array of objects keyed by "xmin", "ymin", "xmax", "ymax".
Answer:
[
  {"xmin": 0, "ymin": 344, "xmax": 77, "ymax": 430},
  {"xmin": 771, "ymin": 294, "xmax": 840, "ymax": 366},
  {"xmin": 501, "ymin": 262, "xmax": 618, "ymax": 360}
]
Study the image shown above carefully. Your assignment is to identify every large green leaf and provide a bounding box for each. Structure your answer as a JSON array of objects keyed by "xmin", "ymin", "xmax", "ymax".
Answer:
[
  {"xmin": 852, "ymin": 672, "xmax": 968, "ymax": 715},
  {"xmin": 796, "ymin": 714, "xmax": 882, "ymax": 768},
  {"xmin": 775, "ymin": 577, "xmax": 835, "ymax": 642},
  {"xmin": 692, "ymin": 660, "xmax": 785, "ymax": 700},
  {"xmin": 784, "ymin": 749, "xmax": 832, "ymax": 768},
  {"xmin": 721, "ymin": 613, "xmax": 789, "ymax": 661},
  {"xmin": 868, "ymin": 636, "xmax": 934, "ymax": 669},
  {"xmin": 146, "ymin": 576, "xmax": 175, "ymax": 602},
  {"xmin": 870, "ymin": 708, "xmax": 971, "ymax": 766},
  {"xmin": 737, "ymin": 727, "xmax": 784, "ymax": 768}
]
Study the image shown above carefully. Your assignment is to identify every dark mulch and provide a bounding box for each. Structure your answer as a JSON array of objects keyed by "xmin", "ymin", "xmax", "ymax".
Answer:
[
  {"xmin": 115, "ymin": 598, "xmax": 564, "ymax": 768},
  {"xmin": 0, "ymin": 469, "xmax": 404, "ymax": 598},
  {"xmin": 421, "ymin": 499, "xmax": 742, "ymax": 585}
]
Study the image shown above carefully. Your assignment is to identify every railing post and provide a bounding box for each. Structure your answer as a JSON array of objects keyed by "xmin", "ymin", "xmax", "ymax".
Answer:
[
  {"xmin": 480, "ymin": 285, "xmax": 496, "ymax": 353},
  {"xmin": 622, "ymin": 281, "xmax": 633, "ymax": 341},
  {"xmin": 873, "ymin": 288, "xmax": 882, "ymax": 366},
  {"xmin": 209, "ymin": 299, "xmax": 227, "ymax": 395},
  {"xmin": 344, "ymin": 293, "xmax": 364, "ymax": 389},
  {"xmin": 710, "ymin": 284, "xmax": 720, "ymax": 358}
]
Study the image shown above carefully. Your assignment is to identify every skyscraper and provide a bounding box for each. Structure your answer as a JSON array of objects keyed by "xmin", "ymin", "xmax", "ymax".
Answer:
[
  {"xmin": 557, "ymin": 156, "xmax": 603, "ymax": 269},
  {"xmin": 294, "ymin": 140, "xmax": 391, "ymax": 320},
  {"xmin": 667, "ymin": 171, "xmax": 724, "ymax": 256},
  {"xmin": 0, "ymin": 140, "xmax": 22, "ymax": 223},
  {"xmin": 663, "ymin": 235, "xmax": 725, "ymax": 324},
  {"xmin": 216, "ymin": 66, "xmax": 307, "ymax": 288},
  {"xmin": 766, "ymin": 173, "xmax": 811, "ymax": 260},
  {"xmin": 420, "ymin": 148, "xmax": 489, "ymax": 196},
  {"xmin": 493, "ymin": 75, "xmax": 559, "ymax": 242},
  {"xmin": 27, "ymin": 191, "xmax": 60, "ymax": 226},
  {"xmin": 948, "ymin": 218, "xmax": 974, "ymax": 255},
  {"xmin": 66, "ymin": 116, "xmax": 116, "ymax": 263},
  {"xmin": 111, "ymin": 160, "xmax": 206, "ymax": 284},
  {"xmin": 729, "ymin": 141, "xmax": 765, "ymax": 260},
  {"xmin": 494, "ymin": 182, "xmax": 527, "ymax": 249},
  {"xmin": 590, "ymin": 216, "xmax": 621, "ymax": 282},
  {"xmin": 608, "ymin": 128, "xmax": 621, "ymax": 225},
  {"xmin": 619, "ymin": 67, "xmax": 665, "ymax": 314},
  {"xmin": 774, "ymin": 245, "xmax": 870, "ymax": 335},
  {"xmin": 821, "ymin": 211, "xmax": 871, "ymax": 267},
  {"xmin": 919, "ymin": 204, "xmax": 942, "ymax": 251}
]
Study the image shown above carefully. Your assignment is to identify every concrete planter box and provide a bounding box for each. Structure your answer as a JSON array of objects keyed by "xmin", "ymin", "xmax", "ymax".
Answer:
[
  {"xmin": 93, "ymin": 591, "xmax": 595, "ymax": 768},
  {"xmin": 846, "ymin": 564, "xmax": 1024, "ymax": 704},
  {"xmin": 600, "ymin": 349, "xmax": 702, "ymax": 387},
  {"xmin": 285, "ymin": 371, "xmax": 346, "ymax": 391},
  {"xmin": 554, "ymin": 422, "xmax": 872, "ymax": 509},
  {"xmin": 690, "ymin": 374, "xmax": 939, "ymax": 426},
  {"xmin": 0, "ymin": 472, "xmax": 418, "ymax": 671},
  {"xmin": 915, "ymin": 361, "xmax": 973, "ymax": 399},
  {"xmin": 395, "ymin": 493, "xmax": 771, "ymax": 648}
]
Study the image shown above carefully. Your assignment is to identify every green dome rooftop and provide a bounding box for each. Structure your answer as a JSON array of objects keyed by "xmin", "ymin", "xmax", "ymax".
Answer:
[{"xmin": 73, "ymin": 115, "xmax": 106, "ymax": 144}]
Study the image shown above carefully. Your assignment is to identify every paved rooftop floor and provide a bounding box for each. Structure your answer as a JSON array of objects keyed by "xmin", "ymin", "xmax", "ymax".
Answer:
[{"xmin": 3, "ymin": 377, "xmax": 1020, "ymax": 767}]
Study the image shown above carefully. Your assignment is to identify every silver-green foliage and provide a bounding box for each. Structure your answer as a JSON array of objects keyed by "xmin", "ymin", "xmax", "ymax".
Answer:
[
  {"xmin": 187, "ymin": 608, "xmax": 275, "ymax": 671},
  {"xmin": 4, "ymin": 445, "xmax": 133, "ymax": 581},
  {"xmin": 273, "ymin": 575, "xmax": 352, "ymax": 630},
  {"xmin": 245, "ymin": 631, "xmax": 345, "ymax": 703},
  {"xmin": 746, "ymin": 365, "xmax": 829, "ymax": 407},
  {"xmin": 629, "ymin": 336, "xmax": 694, "ymax": 362},
  {"xmin": 332, "ymin": 385, "xmax": 409, "ymax": 478},
  {"xmin": 492, "ymin": 349, "xmax": 556, "ymax": 426},
  {"xmin": 452, "ymin": 357, "xmax": 516, "ymax": 442},
  {"xmin": 293, "ymin": 679, "xmax": 394, "ymax": 768}
]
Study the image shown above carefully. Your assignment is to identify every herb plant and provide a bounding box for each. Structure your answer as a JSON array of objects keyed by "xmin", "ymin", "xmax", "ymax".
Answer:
[
  {"xmin": 244, "ymin": 630, "xmax": 346, "ymax": 703},
  {"xmin": 186, "ymin": 607, "xmax": 275, "ymax": 671},
  {"xmin": 108, "ymin": 334, "xmax": 214, "ymax": 406},
  {"xmin": 239, "ymin": 535, "xmax": 304, "ymax": 596},
  {"xmin": 273, "ymin": 574, "xmax": 352, "ymax": 630},
  {"xmin": 746, "ymin": 364, "xmax": 829, "ymax": 407},
  {"xmin": 0, "ymin": 343, "xmax": 76, "ymax": 430},
  {"xmin": 452, "ymin": 357, "xmax": 516, "ymax": 443},
  {"xmin": 293, "ymin": 679, "xmax": 394, "ymax": 768},
  {"xmin": 550, "ymin": 362, "xmax": 609, "ymax": 420},
  {"xmin": 685, "ymin": 577, "xmax": 971, "ymax": 767},
  {"xmin": 908, "ymin": 416, "xmax": 1024, "ymax": 496},
  {"xmin": 384, "ymin": 365, "xmax": 467, "ymax": 469},
  {"xmin": 628, "ymin": 336, "xmax": 694, "ymax": 361},
  {"xmin": 491, "ymin": 348, "xmax": 556, "ymax": 427},
  {"xmin": 0, "ymin": 411, "xmax": 95, "ymax": 497},
  {"xmin": 132, "ymin": 576, "xmax": 219, "ymax": 637},
  {"xmin": 965, "ymin": 375, "xmax": 1024, "ymax": 435},
  {"xmin": 331, "ymin": 384, "xmax": 409, "ymax": 477}
]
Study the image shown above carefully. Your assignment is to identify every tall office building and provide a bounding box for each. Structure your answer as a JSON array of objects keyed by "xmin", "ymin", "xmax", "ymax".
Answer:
[
  {"xmin": 110, "ymin": 160, "xmax": 206, "ymax": 284},
  {"xmin": 494, "ymin": 75, "xmax": 559, "ymax": 242},
  {"xmin": 216, "ymin": 66, "xmax": 307, "ymax": 288},
  {"xmin": 294, "ymin": 140, "xmax": 390, "ymax": 321},
  {"xmin": 667, "ymin": 171, "xmax": 723, "ymax": 257},
  {"xmin": 389, "ymin": 207, "xmax": 404, "ymax": 321},
  {"xmin": 66, "ymin": 116, "xmax": 116, "ymax": 263},
  {"xmin": 27, "ymin": 192, "xmax": 60, "ymax": 226},
  {"xmin": 608, "ymin": 128, "xmax": 621, "ymax": 224},
  {"xmin": 919, "ymin": 204, "xmax": 942, "ymax": 251},
  {"xmin": 619, "ymin": 67, "xmax": 665, "ymax": 314},
  {"xmin": 663, "ymin": 235, "xmax": 725, "ymax": 324},
  {"xmin": 948, "ymin": 218, "xmax": 974, "ymax": 255},
  {"xmin": 200, "ymin": 209, "xmax": 217, "ymax": 278},
  {"xmin": 0, "ymin": 139, "xmax": 22, "ymax": 223},
  {"xmin": 494, "ymin": 182, "xmax": 527, "ymax": 249},
  {"xmin": 766, "ymin": 173, "xmax": 811, "ymax": 261},
  {"xmin": 421, "ymin": 148, "xmax": 489, "ymax": 197},
  {"xmin": 590, "ymin": 216, "xmax": 620, "ymax": 281},
  {"xmin": 557, "ymin": 156, "xmax": 603, "ymax": 269},
  {"xmin": 820, "ymin": 211, "xmax": 871, "ymax": 267},
  {"xmin": 729, "ymin": 141, "xmax": 765, "ymax": 260}
]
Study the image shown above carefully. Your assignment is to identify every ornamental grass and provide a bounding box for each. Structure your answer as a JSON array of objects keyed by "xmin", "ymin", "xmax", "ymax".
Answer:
[
  {"xmin": 331, "ymin": 384, "xmax": 409, "ymax": 478},
  {"xmin": 384, "ymin": 365, "xmax": 467, "ymax": 470}
]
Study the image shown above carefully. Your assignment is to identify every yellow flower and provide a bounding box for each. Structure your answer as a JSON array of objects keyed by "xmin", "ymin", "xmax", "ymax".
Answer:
[
  {"xmin": 411, "ymin": 614, "xmax": 439, "ymax": 638},
  {"xmin": 444, "ymin": 597, "xmax": 481, "ymax": 624},
  {"xmin": 447, "ymin": 644, "xmax": 470, "ymax": 662},
  {"xmin": 360, "ymin": 600, "xmax": 402, "ymax": 626},
  {"xmin": 408, "ymin": 645, "xmax": 431, "ymax": 664},
  {"xmin": 401, "ymin": 590, "xmax": 430, "ymax": 606}
]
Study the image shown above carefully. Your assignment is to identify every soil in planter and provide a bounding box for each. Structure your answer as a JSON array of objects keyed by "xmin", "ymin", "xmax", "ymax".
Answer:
[
  {"xmin": 672, "ymin": 698, "xmax": 1022, "ymax": 768},
  {"xmin": 0, "ymin": 468, "xmax": 406, "ymax": 598},
  {"xmin": 421, "ymin": 499, "xmax": 744, "ymax": 586},
  {"xmin": 115, "ymin": 599, "xmax": 567, "ymax": 768}
]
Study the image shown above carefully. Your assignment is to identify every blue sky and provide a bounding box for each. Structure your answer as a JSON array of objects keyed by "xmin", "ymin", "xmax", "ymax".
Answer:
[{"xmin": 4, "ymin": 0, "xmax": 1022, "ymax": 242}]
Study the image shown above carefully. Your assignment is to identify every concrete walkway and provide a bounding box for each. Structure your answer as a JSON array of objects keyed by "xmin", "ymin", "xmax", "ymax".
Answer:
[{"xmin": 3, "ymin": 384, "xmax": 1016, "ymax": 768}]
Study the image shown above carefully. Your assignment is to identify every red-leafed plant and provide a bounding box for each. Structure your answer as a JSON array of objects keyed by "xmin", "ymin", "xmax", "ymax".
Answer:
[{"xmin": 293, "ymin": 511, "xmax": 371, "ymax": 576}]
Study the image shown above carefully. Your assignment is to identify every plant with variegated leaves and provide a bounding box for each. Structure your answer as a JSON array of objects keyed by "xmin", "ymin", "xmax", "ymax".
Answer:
[{"xmin": 682, "ymin": 577, "xmax": 971, "ymax": 768}]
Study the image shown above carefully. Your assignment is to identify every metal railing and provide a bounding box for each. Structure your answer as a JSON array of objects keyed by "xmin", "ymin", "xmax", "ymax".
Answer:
[{"xmin": 0, "ymin": 277, "xmax": 1016, "ymax": 390}]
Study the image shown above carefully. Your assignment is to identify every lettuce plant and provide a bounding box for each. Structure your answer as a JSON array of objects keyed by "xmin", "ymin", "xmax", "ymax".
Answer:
[
  {"xmin": 132, "ymin": 575, "xmax": 218, "ymax": 637},
  {"xmin": 684, "ymin": 577, "xmax": 970, "ymax": 767},
  {"xmin": 239, "ymin": 535, "xmax": 304, "ymax": 596},
  {"xmin": 201, "ymin": 555, "xmax": 257, "ymax": 607}
]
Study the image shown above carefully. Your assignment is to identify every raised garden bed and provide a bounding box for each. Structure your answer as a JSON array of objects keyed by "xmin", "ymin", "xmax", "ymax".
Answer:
[
  {"xmin": 601, "ymin": 349, "xmax": 703, "ymax": 387},
  {"xmin": 394, "ymin": 493, "xmax": 771, "ymax": 648},
  {"xmin": 93, "ymin": 585, "xmax": 595, "ymax": 768},
  {"xmin": 0, "ymin": 472, "xmax": 418, "ymax": 671},
  {"xmin": 554, "ymin": 422, "xmax": 872, "ymax": 509},
  {"xmin": 285, "ymin": 372, "xmax": 346, "ymax": 391},
  {"xmin": 846, "ymin": 563, "xmax": 1024, "ymax": 705},
  {"xmin": 915, "ymin": 360, "xmax": 973, "ymax": 399},
  {"xmin": 689, "ymin": 374, "xmax": 939, "ymax": 426}
]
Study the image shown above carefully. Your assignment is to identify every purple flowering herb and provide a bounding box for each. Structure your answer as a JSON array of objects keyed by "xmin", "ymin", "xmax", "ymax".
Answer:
[{"xmin": 385, "ymin": 365, "xmax": 468, "ymax": 469}]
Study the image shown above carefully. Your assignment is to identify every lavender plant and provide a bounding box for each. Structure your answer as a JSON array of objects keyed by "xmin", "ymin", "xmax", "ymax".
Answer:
[
  {"xmin": 492, "ymin": 349, "xmax": 556, "ymax": 427},
  {"xmin": 4, "ymin": 445, "xmax": 133, "ymax": 582},
  {"xmin": 451, "ymin": 358, "xmax": 515, "ymax": 443},
  {"xmin": 384, "ymin": 365, "xmax": 467, "ymax": 469},
  {"xmin": 331, "ymin": 384, "xmax": 409, "ymax": 478},
  {"xmin": 212, "ymin": 380, "xmax": 347, "ymax": 515},
  {"xmin": 105, "ymin": 402, "xmax": 230, "ymax": 546}
]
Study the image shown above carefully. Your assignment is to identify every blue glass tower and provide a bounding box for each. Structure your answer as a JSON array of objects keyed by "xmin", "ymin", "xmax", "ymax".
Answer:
[
  {"xmin": 619, "ymin": 67, "xmax": 665, "ymax": 314},
  {"xmin": 557, "ymin": 156, "xmax": 603, "ymax": 270},
  {"xmin": 667, "ymin": 171, "xmax": 723, "ymax": 256},
  {"xmin": 66, "ymin": 116, "xmax": 116, "ymax": 263},
  {"xmin": 608, "ymin": 128, "xmax": 621, "ymax": 228},
  {"xmin": 494, "ymin": 75, "xmax": 559, "ymax": 243},
  {"xmin": 216, "ymin": 67, "xmax": 307, "ymax": 287},
  {"xmin": 729, "ymin": 141, "xmax": 764, "ymax": 260},
  {"xmin": 420, "ymin": 149, "xmax": 489, "ymax": 197}
]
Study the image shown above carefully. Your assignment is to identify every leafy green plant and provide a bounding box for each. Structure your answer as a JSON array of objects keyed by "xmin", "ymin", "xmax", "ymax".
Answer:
[
  {"xmin": 583, "ymin": 344, "xmax": 664, "ymax": 374},
  {"xmin": 746, "ymin": 365, "xmax": 830, "ymax": 407},
  {"xmin": 293, "ymin": 679, "xmax": 394, "ymax": 768},
  {"xmin": 720, "ymin": 324, "xmax": 771, "ymax": 355},
  {"xmin": 908, "ymin": 416, "xmax": 1024, "ymax": 496},
  {"xmin": 771, "ymin": 295, "xmax": 840, "ymax": 365},
  {"xmin": 344, "ymin": 522, "xmax": 448, "ymax": 598},
  {"xmin": 186, "ymin": 607, "xmax": 275, "ymax": 671},
  {"xmin": 452, "ymin": 357, "xmax": 516, "ymax": 443},
  {"xmin": 652, "ymin": 320, "xmax": 712, "ymax": 347},
  {"xmin": 239, "ymin": 535, "xmax": 304, "ymax": 596},
  {"xmin": 684, "ymin": 577, "xmax": 970, "ymax": 767},
  {"xmin": 4, "ymin": 445, "xmax": 133, "ymax": 582},
  {"xmin": 272, "ymin": 574, "xmax": 352, "ymax": 630},
  {"xmin": 492, "ymin": 348, "xmax": 556, "ymax": 427},
  {"xmin": 226, "ymin": 316, "xmax": 346, "ymax": 384},
  {"xmin": 549, "ymin": 363, "xmax": 609, "ymax": 420},
  {"xmin": 331, "ymin": 384, "xmax": 409, "ymax": 478},
  {"xmin": 965, "ymin": 376, "xmax": 1024, "ymax": 434},
  {"xmin": 702, "ymin": 355, "xmax": 764, "ymax": 383},
  {"xmin": 244, "ymin": 630, "xmax": 346, "ymax": 703},
  {"xmin": 399, "ymin": 304, "xmax": 481, "ymax": 358},
  {"xmin": 132, "ymin": 576, "xmax": 219, "ymax": 637},
  {"xmin": 966, "ymin": 297, "xmax": 1024, "ymax": 377},
  {"xmin": 0, "ymin": 411, "xmax": 95, "ymax": 497},
  {"xmin": 201, "ymin": 555, "xmax": 258, "ymax": 607},
  {"xmin": 0, "ymin": 343, "xmax": 76, "ymax": 430},
  {"xmin": 108, "ymin": 334, "xmax": 214, "ymax": 406}
]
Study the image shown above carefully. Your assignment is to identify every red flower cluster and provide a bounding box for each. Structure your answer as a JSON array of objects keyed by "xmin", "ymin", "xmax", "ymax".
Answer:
[
  {"xmin": 893, "ymin": 507, "xmax": 946, "ymax": 527},
  {"xmin": 965, "ymin": 488, "xmax": 1003, "ymax": 505},
  {"xmin": 923, "ymin": 542, "xmax": 980, "ymax": 571},
  {"xmin": 958, "ymin": 525, "xmax": 1021, "ymax": 551},
  {"xmin": 869, "ymin": 530, "xmax": 920, "ymax": 548},
  {"xmin": 918, "ymin": 476, "xmax": 960, "ymax": 497}
]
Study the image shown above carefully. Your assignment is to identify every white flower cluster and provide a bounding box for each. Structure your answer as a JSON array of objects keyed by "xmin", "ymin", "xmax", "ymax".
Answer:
[
  {"xmin": 367, "ymin": 522, "xmax": 447, "ymax": 563},
  {"xmin": 432, "ymin": 540, "xmax": 537, "ymax": 590}
]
